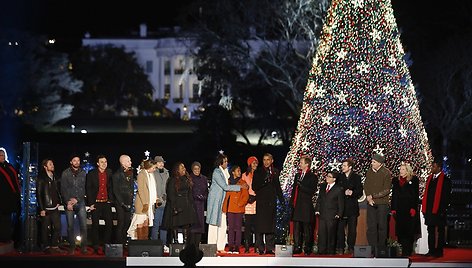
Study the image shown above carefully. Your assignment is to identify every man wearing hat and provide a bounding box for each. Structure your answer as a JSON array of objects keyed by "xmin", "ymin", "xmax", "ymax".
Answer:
[
  {"xmin": 363, "ymin": 153, "xmax": 392, "ymax": 253},
  {"xmin": 151, "ymin": 155, "xmax": 169, "ymax": 248}
]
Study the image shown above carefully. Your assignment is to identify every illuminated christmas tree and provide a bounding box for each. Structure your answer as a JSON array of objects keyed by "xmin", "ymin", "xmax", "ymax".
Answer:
[{"xmin": 279, "ymin": 0, "xmax": 432, "ymax": 196}]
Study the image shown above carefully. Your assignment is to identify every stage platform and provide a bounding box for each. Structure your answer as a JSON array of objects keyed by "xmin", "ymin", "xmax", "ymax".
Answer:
[
  {"xmin": 126, "ymin": 256, "xmax": 472, "ymax": 267},
  {"xmin": 1, "ymin": 247, "xmax": 471, "ymax": 268}
]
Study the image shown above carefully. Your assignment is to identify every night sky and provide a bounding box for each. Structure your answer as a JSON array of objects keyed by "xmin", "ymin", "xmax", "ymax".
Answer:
[
  {"xmin": 2, "ymin": 0, "xmax": 192, "ymax": 48},
  {"xmin": 3, "ymin": 0, "xmax": 471, "ymax": 53},
  {"xmin": 2, "ymin": 0, "xmax": 472, "ymax": 90},
  {"xmin": 3, "ymin": 1, "xmax": 471, "ymax": 49}
]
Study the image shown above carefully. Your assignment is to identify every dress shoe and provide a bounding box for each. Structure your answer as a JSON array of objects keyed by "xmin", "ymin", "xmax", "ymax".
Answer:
[
  {"xmin": 163, "ymin": 245, "xmax": 170, "ymax": 254},
  {"xmin": 424, "ymin": 251, "xmax": 434, "ymax": 257},
  {"xmin": 304, "ymin": 251, "xmax": 312, "ymax": 256},
  {"xmin": 401, "ymin": 251, "xmax": 412, "ymax": 257},
  {"xmin": 259, "ymin": 250, "xmax": 265, "ymax": 255},
  {"xmin": 293, "ymin": 248, "xmax": 302, "ymax": 254},
  {"xmin": 50, "ymin": 247, "xmax": 66, "ymax": 254},
  {"xmin": 344, "ymin": 249, "xmax": 352, "ymax": 254},
  {"xmin": 265, "ymin": 250, "xmax": 275, "ymax": 255},
  {"xmin": 336, "ymin": 248, "xmax": 344, "ymax": 255},
  {"xmin": 43, "ymin": 247, "xmax": 53, "ymax": 254}
]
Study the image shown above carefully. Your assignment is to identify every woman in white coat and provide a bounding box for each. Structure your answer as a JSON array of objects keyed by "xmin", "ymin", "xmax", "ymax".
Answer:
[{"xmin": 206, "ymin": 153, "xmax": 248, "ymax": 253}]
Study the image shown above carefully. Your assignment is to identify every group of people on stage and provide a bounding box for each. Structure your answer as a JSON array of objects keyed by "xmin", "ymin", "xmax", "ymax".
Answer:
[
  {"xmin": 0, "ymin": 147, "xmax": 451, "ymax": 258},
  {"xmin": 363, "ymin": 154, "xmax": 451, "ymax": 258},
  {"xmin": 299, "ymin": 153, "xmax": 451, "ymax": 258}
]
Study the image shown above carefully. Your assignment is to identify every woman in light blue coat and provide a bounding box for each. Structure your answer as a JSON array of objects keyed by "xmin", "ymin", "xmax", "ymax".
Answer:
[{"xmin": 206, "ymin": 154, "xmax": 248, "ymax": 253}]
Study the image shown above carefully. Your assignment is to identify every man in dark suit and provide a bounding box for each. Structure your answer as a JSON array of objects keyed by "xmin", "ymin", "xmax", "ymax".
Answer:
[
  {"xmin": 315, "ymin": 171, "xmax": 344, "ymax": 255},
  {"xmin": 315, "ymin": 171, "xmax": 344, "ymax": 254},
  {"xmin": 253, "ymin": 153, "xmax": 284, "ymax": 255},
  {"xmin": 336, "ymin": 158, "xmax": 363, "ymax": 254},
  {"xmin": 421, "ymin": 159, "xmax": 451, "ymax": 258},
  {"xmin": 112, "ymin": 154, "xmax": 135, "ymax": 244},
  {"xmin": 290, "ymin": 156, "xmax": 318, "ymax": 255}
]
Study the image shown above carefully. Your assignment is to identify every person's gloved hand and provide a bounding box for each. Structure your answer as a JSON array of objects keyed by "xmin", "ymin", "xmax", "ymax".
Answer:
[
  {"xmin": 390, "ymin": 210, "xmax": 397, "ymax": 216},
  {"xmin": 410, "ymin": 208, "xmax": 416, "ymax": 217}
]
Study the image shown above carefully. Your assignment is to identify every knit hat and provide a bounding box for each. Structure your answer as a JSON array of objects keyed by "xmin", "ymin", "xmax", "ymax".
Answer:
[
  {"xmin": 372, "ymin": 153, "xmax": 385, "ymax": 164},
  {"xmin": 247, "ymin": 156, "xmax": 258, "ymax": 166},
  {"xmin": 191, "ymin": 161, "xmax": 201, "ymax": 170},
  {"xmin": 154, "ymin": 156, "xmax": 165, "ymax": 163}
]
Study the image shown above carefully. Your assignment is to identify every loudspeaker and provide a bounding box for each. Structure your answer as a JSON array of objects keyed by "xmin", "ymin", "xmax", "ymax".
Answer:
[
  {"xmin": 375, "ymin": 246, "xmax": 397, "ymax": 258},
  {"xmin": 275, "ymin": 244, "xmax": 293, "ymax": 257},
  {"xmin": 199, "ymin": 244, "xmax": 217, "ymax": 257},
  {"xmin": 128, "ymin": 240, "xmax": 163, "ymax": 257},
  {"xmin": 170, "ymin": 243, "xmax": 185, "ymax": 257},
  {"xmin": 105, "ymin": 244, "xmax": 123, "ymax": 257},
  {"xmin": 354, "ymin": 245, "xmax": 372, "ymax": 258}
]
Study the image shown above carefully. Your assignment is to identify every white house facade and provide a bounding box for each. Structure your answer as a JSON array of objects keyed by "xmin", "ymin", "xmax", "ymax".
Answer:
[{"xmin": 82, "ymin": 24, "xmax": 202, "ymax": 120}]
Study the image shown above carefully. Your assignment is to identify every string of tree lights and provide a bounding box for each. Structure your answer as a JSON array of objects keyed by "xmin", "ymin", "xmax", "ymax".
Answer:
[{"xmin": 279, "ymin": 0, "xmax": 432, "ymax": 199}]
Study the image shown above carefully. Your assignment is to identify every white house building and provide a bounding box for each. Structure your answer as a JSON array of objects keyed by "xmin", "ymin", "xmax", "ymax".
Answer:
[{"xmin": 82, "ymin": 24, "xmax": 202, "ymax": 120}]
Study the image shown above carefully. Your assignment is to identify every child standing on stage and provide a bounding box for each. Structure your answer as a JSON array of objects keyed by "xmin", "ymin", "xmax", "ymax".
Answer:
[{"xmin": 222, "ymin": 165, "xmax": 249, "ymax": 254}]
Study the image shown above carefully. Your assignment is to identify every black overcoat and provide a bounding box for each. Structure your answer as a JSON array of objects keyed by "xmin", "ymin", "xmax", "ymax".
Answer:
[
  {"xmin": 253, "ymin": 166, "xmax": 284, "ymax": 233},
  {"xmin": 337, "ymin": 172, "xmax": 363, "ymax": 217},
  {"xmin": 289, "ymin": 171, "xmax": 318, "ymax": 223}
]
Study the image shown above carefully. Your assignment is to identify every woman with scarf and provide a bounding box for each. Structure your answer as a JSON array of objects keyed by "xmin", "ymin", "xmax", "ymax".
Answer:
[{"xmin": 391, "ymin": 162, "xmax": 420, "ymax": 256}]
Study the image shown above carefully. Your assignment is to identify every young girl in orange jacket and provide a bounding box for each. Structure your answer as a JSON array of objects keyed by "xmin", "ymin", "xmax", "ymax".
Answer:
[{"xmin": 222, "ymin": 165, "xmax": 249, "ymax": 254}]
